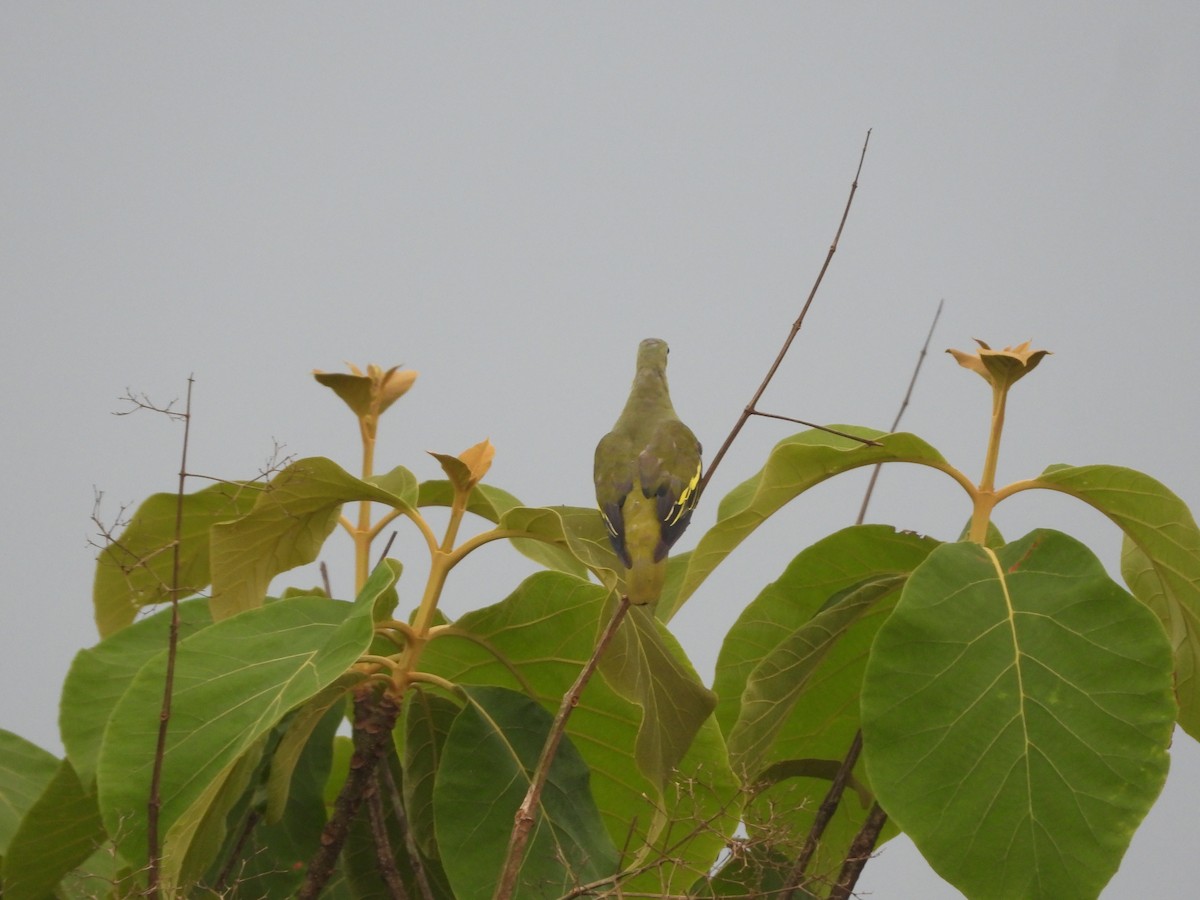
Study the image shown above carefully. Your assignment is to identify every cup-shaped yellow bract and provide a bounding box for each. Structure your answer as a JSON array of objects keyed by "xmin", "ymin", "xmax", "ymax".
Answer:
[
  {"xmin": 947, "ymin": 339, "xmax": 1051, "ymax": 392},
  {"xmin": 313, "ymin": 363, "xmax": 418, "ymax": 425},
  {"xmin": 429, "ymin": 439, "xmax": 496, "ymax": 493}
]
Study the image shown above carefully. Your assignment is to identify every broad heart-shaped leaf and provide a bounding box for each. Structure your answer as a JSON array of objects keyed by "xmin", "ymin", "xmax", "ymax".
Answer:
[
  {"xmin": 403, "ymin": 687, "xmax": 461, "ymax": 860},
  {"xmin": 1, "ymin": 759, "xmax": 105, "ymax": 900},
  {"xmin": 93, "ymin": 482, "xmax": 257, "ymax": 637},
  {"xmin": 713, "ymin": 526, "xmax": 936, "ymax": 881},
  {"xmin": 433, "ymin": 685, "xmax": 620, "ymax": 900},
  {"xmin": 660, "ymin": 428, "xmax": 956, "ymax": 621},
  {"xmin": 61, "ymin": 596, "xmax": 213, "ymax": 787},
  {"xmin": 0, "ymin": 730, "xmax": 60, "ymax": 856},
  {"xmin": 862, "ymin": 530, "xmax": 1175, "ymax": 900},
  {"xmin": 416, "ymin": 571, "xmax": 730, "ymax": 893},
  {"xmin": 209, "ymin": 456, "xmax": 413, "ymax": 620},
  {"xmin": 1028, "ymin": 463, "xmax": 1200, "ymax": 739},
  {"xmin": 96, "ymin": 559, "xmax": 398, "ymax": 883}
]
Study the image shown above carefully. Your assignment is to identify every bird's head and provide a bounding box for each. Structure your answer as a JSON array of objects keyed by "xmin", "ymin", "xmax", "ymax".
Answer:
[{"xmin": 637, "ymin": 338, "xmax": 670, "ymax": 372}]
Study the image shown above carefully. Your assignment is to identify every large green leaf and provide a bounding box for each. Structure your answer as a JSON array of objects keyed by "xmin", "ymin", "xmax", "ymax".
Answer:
[
  {"xmin": 862, "ymin": 530, "xmax": 1175, "ymax": 900},
  {"xmin": 661, "ymin": 429, "xmax": 956, "ymax": 621},
  {"xmin": 61, "ymin": 596, "xmax": 213, "ymax": 787},
  {"xmin": 402, "ymin": 687, "xmax": 461, "ymax": 860},
  {"xmin": 728, "ymin": 574, "xmax": 905, "ymax": 779},
  {"xmin": 95, "ymin": 559, "xmax": 398, "ymax": 884},
  {"xmin": 433, "ymin": 685, "xmax": 620, "ymax": 900},
  {"xmin": 1, "ymin": 758, "xmax": 103, "ymax": 899},
  {"xmin": 1028, "ymin": 463, "xmax": 1200, "ymax": 738},
  {"xmin": 93, "ymin": 482, "xmax": 256, "ymax": 637},
  {"xmin": 416, "ymin": 571, "xmax": 728, "ymax": 892},
  {"xmin": 713, "ymin": 526, "xmax": 935, "ymax": 883},
  {"xmin": 209, "ymin": 457, "xmax": 412, "ymax": 619},
  {"xmin": 0, "ymin": 730, "xmax": 60, "ymax": 857},
  {"xmin": 599, "ymin": 601, "xmax": 717, "ymax": 784}
]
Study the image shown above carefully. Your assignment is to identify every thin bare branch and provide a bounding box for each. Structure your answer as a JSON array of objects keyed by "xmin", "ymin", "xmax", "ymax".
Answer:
[
  {"xmin": 146, "ymin": 375, "xmax": 195, "ymax": 897},
  {"xmin": 751, "ymin": 412, "xmax": 879, "ymax": 446},
  {"xmin": 698, "ymin": 129, "xmax": 872, "ymax": 501},
  {"xmin": 494, "ymin": 596, "xmax": 633, "ymax": 900},
  {"xmin": 856, "ymin": 297, "xmax": 944, "ymax": 524}
]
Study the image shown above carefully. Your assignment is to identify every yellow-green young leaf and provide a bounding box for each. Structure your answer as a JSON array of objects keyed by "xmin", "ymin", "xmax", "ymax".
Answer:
[
  {"xmin": 862, "ymin": 530, "xmax": 1175, "ymax": 900},
  {"xmin": 416, "ymin": 571, "xmax": 730, "ymax": 893},
  {"xmin": 419, "ymin": 482, "xmax": 594, "ymax": 579},
  {"xmin": 418, "ymin": 479, "xmax": 522, "ymax": 519},
  {"xmin": 61, "ymin": 597, "xmax": 212, "ymax": 787},
  {"xmin": 1029, "ymin": 463, "xmax": 1200, "ymax": 739},
  {"xmin": 209, "ymin": 457, "xmax": 412, "ymax": 619},
  {"xmin": 0, "ymin": 730, "xmax": 60, "ymax": 856},
  {"xmin": 96, "ymin": 560, "xmax": 398, "ymax": 873},
  {"xmin": 497, "ymin": 505, "xmax": 607, "ymax": 582},
  {"xmin": 367, "ymin": 463, "xmax": 420, "ymax": 509},
  {"xmin": 433, "ymin": 685, "xmax": 620, "ymax": 900},
  {"xmin": 660, "ymin": 428, "xmax": 956, "ymax": 621},
  {"xmin": 1, "ymin": 759, "xmax": 104, "ymax": 900},
  {"xmin": 93, "ymin": 482, "xmax": 257, "ymax": 637}
]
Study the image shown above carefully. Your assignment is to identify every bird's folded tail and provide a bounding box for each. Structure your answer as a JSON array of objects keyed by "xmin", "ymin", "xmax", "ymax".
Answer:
[{"xmin": 625, "ymin": 554, "xmax": 666, "ymax": 606}]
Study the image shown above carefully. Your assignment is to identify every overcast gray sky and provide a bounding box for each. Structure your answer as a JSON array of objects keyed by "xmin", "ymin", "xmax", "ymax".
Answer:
[{"xmin": 3, "ymin": 4, "xmax": 1198, "ymax": 897}]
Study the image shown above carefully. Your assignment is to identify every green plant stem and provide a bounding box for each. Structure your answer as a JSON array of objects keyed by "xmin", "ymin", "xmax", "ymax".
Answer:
[
  {"xmin": 970, "ymin": 385, "xmax": 1008, "ymax": 542},
  {"xmin": 355, "ymin": 415, "xmax": 378, "ymax": 593},
  {"xmin": 493, "ymin": 596, "xmax": 632, "ymax": 900},
  {"xmin": 440, "ymin": 491, "xmax": 468, "ymax": 552}
]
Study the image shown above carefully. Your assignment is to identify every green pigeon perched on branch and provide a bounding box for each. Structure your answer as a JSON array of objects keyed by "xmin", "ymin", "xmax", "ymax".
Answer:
[{"xmin": 594, "ymin": 338, "xmax": 702, "ymax": 605}]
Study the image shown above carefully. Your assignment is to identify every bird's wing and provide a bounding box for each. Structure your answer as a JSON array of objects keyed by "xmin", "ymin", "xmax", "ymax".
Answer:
[
  {"xmin": 638, "ymin": 419, "xmax": 702, "ymax": 561},
  {"xmin": 594, "ymin": 429, "xmax": 636, "ymax": 567}
]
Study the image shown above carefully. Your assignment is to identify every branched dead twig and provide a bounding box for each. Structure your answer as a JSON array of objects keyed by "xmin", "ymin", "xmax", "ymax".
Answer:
[
  {"xmin": 494, "ymin": 596, "xmax": 632, "ymax": 900},
  {"xmin": 698, "ymin": 129, "xmax": 873, "ymax": 501},
  {"xmin": 145, "ymin": 375, "xmax": 196, "ymax": 898}
]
